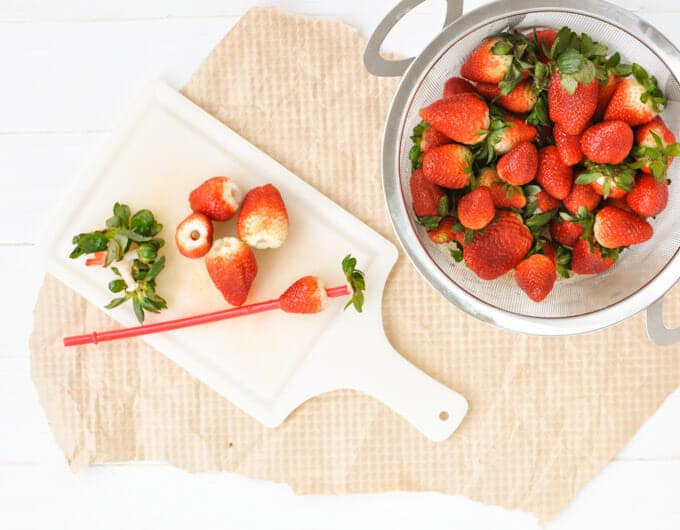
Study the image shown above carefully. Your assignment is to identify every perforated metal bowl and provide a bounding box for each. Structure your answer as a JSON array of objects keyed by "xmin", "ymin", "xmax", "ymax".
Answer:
[{"xmin": 364, "ymin": 0, "xmax": 680, "ymax": 343}]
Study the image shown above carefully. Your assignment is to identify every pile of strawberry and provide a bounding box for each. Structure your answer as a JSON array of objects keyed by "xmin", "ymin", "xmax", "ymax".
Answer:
[{"xmin": 410, "ymin": 26, "xmax": 680, "ymax": 302}]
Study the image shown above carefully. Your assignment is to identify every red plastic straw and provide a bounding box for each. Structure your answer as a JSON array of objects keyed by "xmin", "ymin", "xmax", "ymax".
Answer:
[{"xmin": 63, "ymin": 285, "xmax": 350, "ymax": 347}]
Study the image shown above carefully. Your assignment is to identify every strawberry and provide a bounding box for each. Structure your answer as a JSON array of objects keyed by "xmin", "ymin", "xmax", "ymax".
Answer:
[
  {"xmin": 205, "ymin": 237, "xmax": 258, "ymax": 306},
  {"xmin": 540, "ymin": 238, "xmax": 557, "ymax": 263},
  {"xmin": 535, "ymin": 190, "xmax": 561, "ymax": 212},
  {"xmin": 410, "ymin": 168, "xmax": 447, "ymax": 217},
  {"xmin": 490, "ymin": 114, "xmax": 537, "ymax": 155},
  {"xmin": 515, "ymin": 254, "xmax": 556, "ymax": 302},
  {"xmin": 497, "ymin": 141, "xmax": 538, "ymax": 185},
  {"xmin": 563, "ymin": 183, "xmax": 601, "ymax": 215},
  {"xmin": 189, "ymin": 176, "xmax": 242, "ymax": 221},
  {"xmin": 626, "ymin": 173, "xmax": 669, "ymax": 217},
  {"xmin": 528, "ymin": 28, "xmax": 557, "ymax": 62},
  {"xmin": 422, "ymin": 144, "xmax": 472, "ymax": 189},
  {"xmin": 634, "ymin": 117, "xmax": 679, "ymax": 179},
  {"xmin": 279, "ymin": 276, "xmax": 328, "ymax": 314},
  {"xmin": 419, "ymin": 93, "xmax": 490, "ymax": 145},
  {"xmin": 237, "ymin": 184, "xmax": 289, "ymax": 249},
  {"xmin": 594, "ymin": 206, "xmax": 653, "ymax": 248},
  {"xmin": 580, "ymin": 120, "xmax": 634, "ymax": 165},
  {"xmin": 457, "ymin": 187, "xmax": 495, "ymax": 230},
  {"xmin": 604, "ymin": 64, "xmax": 666, "ymax": 126},
  {"xmin": 553, "ymin": 122, "xmax": 583, "ymax": 166},
  {"xmin": 591, "ymin": 178, "xmax": 628, "ymax": 199},
  {"xmin": 428, "ymin": 216, "xmax": 465, "ymax": 245},
  {"xmin": 594, "ymin": 72, "xmax": 621, "ymax": 121},
  {"xmin": 460, "ymin": 37, "xmax": 513, "ymax": 84},
  {"xmin": 536, "ymin": 145, "xmax": 573, "ymax": 200},
  {"xmin": 604, "ymin": 196, "xmax": 634, "ymax": 213},
  {"xmin": 550, "ymin": 218, "xmax": 584, "ymax": 247},
  {"xmin": 575, "ymin": 162, "xmax": 636, "ymax": 200},
  {"xmin": 420, "ymin": 126, "xmax": 451, "ymax": 153},
  {"xmin": 571, "ymin": 239, "xmax": 615, "ymax": 274},
  {"xmin": 175, "ymin": 212, "xmax": 213, "ymax": 258},
  {"xmin": 464, "ymin": 211, "xmax": 532, "ymax": 279},
  {"xmin": 478, "ymin": 167, "xmax": 527, "ymax": 209},
  {"xmin": 475, "ymin": 80, "xmax": 537, "ymax": 114},
  {"xmin": 548, "ymin": 72, "xmax": 599, "ymax": 135},
  {"xmin": 443, "ymin": 76, "xmax": 476, "ymax": 98}
]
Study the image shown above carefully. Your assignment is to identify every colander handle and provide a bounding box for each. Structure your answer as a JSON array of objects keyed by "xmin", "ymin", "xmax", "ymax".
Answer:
[
  {"xmin": 646, "ymin": 298, "xmax": 680, "ymax": 346},
  {"xmin": 363, "ymin": 0, "xmax": 464, "ymax": 77}
]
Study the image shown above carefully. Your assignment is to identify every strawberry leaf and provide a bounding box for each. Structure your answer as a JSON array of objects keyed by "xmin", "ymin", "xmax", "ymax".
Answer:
[
  {"xmin": 342, "ymin": 254, "xmax": 367, "ymax": 313},
  {"xmin": 450, "ymin": 241, "xmax": 464, "ymax": 262}
]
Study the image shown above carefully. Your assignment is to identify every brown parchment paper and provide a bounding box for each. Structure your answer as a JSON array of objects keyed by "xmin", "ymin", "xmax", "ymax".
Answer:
[{"xmin": 30, "ymin": 7, "xmax": 680, "ymax": 525}]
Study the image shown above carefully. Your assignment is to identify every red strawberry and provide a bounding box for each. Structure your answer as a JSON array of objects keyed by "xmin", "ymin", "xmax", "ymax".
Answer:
[
  {"xmin": 497, "ymin": 141, "xmax": 538, "ymax": 185},
  {"xmin": 460, "ymin": 37, "xmax": 513, "ymax": 84},
  {"xmin": 550, "ymin": 218, "xmax": 584, "ymax": 247},
  {"xmin": 457, "ymin": 187, "xmax": 495, "ymax": 230},
  {"xmin": 635, "ymin": 117, "xmax": 678, "ymax": 176},
  {"xmin": 189, "ymin": 176, "xmax": 242, "ymax": 221},
  {"xmin": 548, "ymin": 72, "xmax": 599, "ymax": 135},
  {"xmin": 535, "ymin": 190, "xmax": 561, "ymax": 212},
  {"xmin": 540, "ymin": 238, "xmax": 557, "ymax": 263},
  {"xmin": 478, "ymin": 167, "xmax": 527, "ymax": 209},
  {"xmin": 528, "ymin": 28, "xmax": 557, "ymax": 62},
  {"xmin": 279, "ymin": 276, "xmax": 328, "ymax": 314},
  {"xmin": 553, "ymin": 122, "xmax": 583, "ymax": 166},
  {"xmin": 604, "ymin": 65, "xmax": 664, "ymax": 126},
  {"xmin": 410, "ymin": 168, "xmax": 447, "ymax": 217},
  {"xmin": 594, "ymin": 206, "xmax": 653, "ymax": 248},
  {"xmin": 571, "ymin": 240, "xmax": 615, "ymax": 274},
  {"xmin": 492, "ymin": 114, "xmax": 537, "ymax": 154},
  {"xmin": 605, "ymin": 196, "xmax": 634, "ymax": 213},
  {"xmin": 464, "ymin": 211, "xmax": 533, "ymax": 279},
  {"xmin": 419, "ymin": 94, "xmax": 490, "ymax": 145},
  {"xmin": 175, "ymin": 212, "xmax": 213, "ymax": 258},
  {"xmin": 237, "ymin": 184, "xmax": 289, "ymax": 249},
  {"xmin": 420, "ymin": 126, "xmax": 451, "ymax": 153},
  {"xmin": 428, "ymin": 216, "xmax": 465, "ymax": 245},
  {"xmin": 515, "ymin": 254, "xmax": 556, "ymax": 302},
  {"xmin": 594, "ymin": 73, "xmax": 621, "ymax": 121},
  {"xmin": 591, "ymin": 177, "xmax": 628, "ymax": 199},
  {"xmin": 580, "ymin": 120, "xmax": 634, "ymax": 165},
  {"xmin": 563, "ymin": 183, "xmax": 601, "ymax": 215},
  {"xmin": 536, "ymin": 145, "xmax": 573, "ymax": 200},
  {"xmin": 422, "ymin": 144, "xmax": 472, "ymax": 189},
  {"xmin": 205, "ymin": 237, "xmax": 258, "ymax": 306},
  {"xmin": 473, "ymin": 82, "xmax": 500, "ymax": 101},
  {"xmin": 626, "ymin": 173, "xmax": 669, "ymax": 217},
  {"xmin": 475, "ymin": 80, "xmax": 537, "ymax": 114},
  {"xmin": 443, "ymin": 76, "xmax": 476, "ymax": 98}
]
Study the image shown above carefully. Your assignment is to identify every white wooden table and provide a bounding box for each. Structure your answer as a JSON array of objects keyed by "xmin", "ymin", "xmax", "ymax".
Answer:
[{"xmin": 0, "ymin": 1, "xmax": 678, "ymax": 528}]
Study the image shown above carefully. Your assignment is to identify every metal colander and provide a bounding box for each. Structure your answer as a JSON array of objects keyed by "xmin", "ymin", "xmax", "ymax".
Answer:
[{"xmin": 365, "ymin": 0, "xmax": 680, "ymax": 342}]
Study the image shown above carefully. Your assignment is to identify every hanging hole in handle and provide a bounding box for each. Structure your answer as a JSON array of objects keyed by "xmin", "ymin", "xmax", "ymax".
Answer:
[
  {"xmin": 380, "ymin": 1, "xmax": 448, "ymax": 61},
  {"xmin": 439, "ymin": 410, "xmax": 450, "ymax": 421}
]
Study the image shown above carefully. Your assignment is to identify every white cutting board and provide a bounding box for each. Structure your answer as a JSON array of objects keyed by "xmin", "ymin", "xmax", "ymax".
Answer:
[{"xmin": 41, "ymin": 82, "xmax": 468, "ymax": 442}]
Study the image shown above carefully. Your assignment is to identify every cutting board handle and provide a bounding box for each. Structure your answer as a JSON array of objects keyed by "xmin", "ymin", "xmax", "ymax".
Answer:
[{"xmin": 348, "ymin": 337, "xmax": 469, "ymax": 442}]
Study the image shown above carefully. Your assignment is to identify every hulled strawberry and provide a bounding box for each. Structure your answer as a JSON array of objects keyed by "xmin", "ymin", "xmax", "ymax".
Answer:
[
  {"xmin": 515, "ymin": 254, "xmax": 556, "ymax": 302},
  {"xmin": 175, "ymin": 212, "xmax": 213, "ymax": 258},
  {"xmin": 548, "ymin": 72, "xmax": 599, "ymax": 135},
  {"xmin": 563, "ymin": 182, "xmax": 601, "ymax": 214},
  {"xmin": 205, "ymin": 237, "xmax": 258, "ymax": 306},
  {"xmin": 457, "ymin": 187, "xmax": 495, "ymax": 230},
  {"xmin": 279, "ymin": 276, "xmax": 328, "ymax": 314},
  {"xmin": 571, "ymin": 240, "xmax": 615, "ymax": 274},
  {"xmin": 536, "ymin": 145, "xmax": 573, "ymax": 200},
  {"xmin": 422, "ymin": 144, "xmax": 472, "ymax": 189},
  {"xmin": 604, "ymin": 64, "xmax": 666, "ymax": 126},
  {"xmin": 443, "ymin": 76, "xmax": 476, "ymax": 98},
  {"xmin": 464, "ymin": 211, "xmax": 532, "ymax": 280},
  {"xmin": 475, "ymin": 79, "xmax": 537, "ymax": 114},
  {"xmin": 420, "ymin": 93, "xmax": 489, "ymax": 145},
  {"xmin": 460, "ymin": 37, "xmax": 513, "ymax": 84},
  {"xmin": 478, "ymin": 167, "xmax": 527, "ymax": 209},
  {"xmin": 553, "ymin": 123, "xmax": 583, "ymax": 166},
  {"xmin": 550, "ymin": 218, "xmax": 584, "ymax": 247},
  {"xmin": 593, "ymin": 206, "xmax": 653, "ymax": 248},
  {"xmin": 580, "ymin": 120, "xmax": 634, "ymax": 165},
  {"xmin": 490, "ymin": 114, "xmax": 537, "ymax": 155},
  {"xmin": 428, "ymin": 216, "xmax": 465, "ymax": 245},
  {"xmin": 497, "ymin": 141, "xmax": 538, "ymax": 185},
  {"xmin": 410, "ymin": 168, "xmax": 447, "ymax": 217},
  {"xmin": 626, "ymin": 173, "xmax": 669, "ymax": 217},
  {"xmin": 634, "ymin": 117, "xmax": 680, "ymax": 179},
  {"xmin": 189, "ymin": 176, "xmax": 242, "ymax": 221},
  {"xmin": 237, "ymin": 184, "xmax": 289, "ymax": 249}
]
